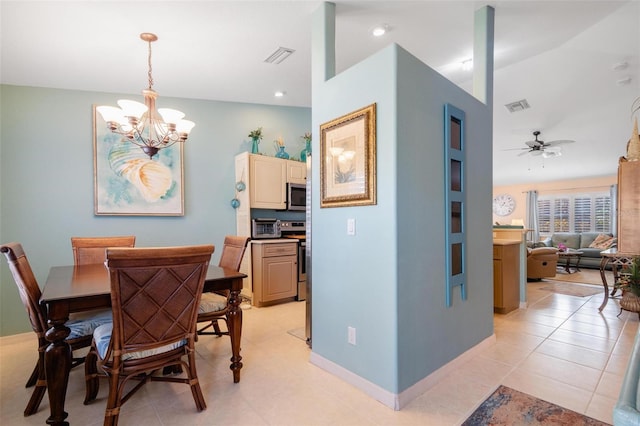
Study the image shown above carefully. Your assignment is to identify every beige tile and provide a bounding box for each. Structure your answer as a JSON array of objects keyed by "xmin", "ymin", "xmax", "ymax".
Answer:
[
  {"xmin": 587, "ymin": 393, "xmax": 617, "ymax": 425},
  {"xmin": 596, "ymin": 371, "xmax": 624, "ymax": 399},
  {"xmin": 548, "ymin": 328, "xmax": 617, "ymax": 353},
  {"xmin": 535, "ymin": 339, "xmax": 610, "ymax": 370},
  {"xmin": 517, "ymin": 352, "xmax": 602, "ymax": 392}
]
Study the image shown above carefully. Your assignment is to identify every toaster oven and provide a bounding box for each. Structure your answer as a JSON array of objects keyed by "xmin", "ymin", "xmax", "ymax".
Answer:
[{"xmin": 251, "ymin": 218, "xmax": 281, "ymax": 239}]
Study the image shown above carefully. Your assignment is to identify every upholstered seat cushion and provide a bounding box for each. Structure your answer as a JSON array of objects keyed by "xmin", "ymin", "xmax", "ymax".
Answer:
[
  {"xmin": 67, "ymin": 308, "xmax": 112, "ymax": 340},
  {"xmin": 199, "ymin": 292, "xmax": 228, "ymax": 314},
  {"xmin": 93, "ymin": 323, "xmax": 185, "ymax": 361}
]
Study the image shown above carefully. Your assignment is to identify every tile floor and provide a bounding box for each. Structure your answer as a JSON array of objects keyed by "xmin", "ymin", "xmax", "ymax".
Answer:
[{"xmin": 0, "ymin": 280, "xmax": 637, "ymax": 425}]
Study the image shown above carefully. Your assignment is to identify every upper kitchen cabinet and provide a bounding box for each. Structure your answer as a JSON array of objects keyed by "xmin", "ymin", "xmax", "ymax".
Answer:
[
  {"xmin": 235, "ymin": 152, "xmax": 307, "ymax": 212},
  {"xmin": 286, "ymin": 161, "xmax": 306, "ymax": 184},
  {"xmin": 249, "ymin": 155, "xmax": 287, "ymax": 209}
]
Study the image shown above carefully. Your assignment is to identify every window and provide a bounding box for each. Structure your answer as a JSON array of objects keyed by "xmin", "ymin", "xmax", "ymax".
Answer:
[{"xmin": 537, "ymin": 192, "xmax": 611, "ymax": 235}]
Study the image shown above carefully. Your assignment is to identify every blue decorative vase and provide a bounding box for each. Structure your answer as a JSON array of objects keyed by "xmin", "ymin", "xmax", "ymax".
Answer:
[
  {"xmin": 251, "ymin": 138, "xmax": 260, "ymax": 154},
  {"xmin": 300, "ymin": 140, "xmax": 311, "ymax": 162},
  {"xmin": 275, "ymin": 146, "xmax": 289, "ymax": 159}
]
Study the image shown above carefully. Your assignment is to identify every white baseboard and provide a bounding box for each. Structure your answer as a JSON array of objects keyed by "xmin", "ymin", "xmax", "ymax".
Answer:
[{"xmin": 309, "ymin": 333, "xmax": 497, "ymax": 410}]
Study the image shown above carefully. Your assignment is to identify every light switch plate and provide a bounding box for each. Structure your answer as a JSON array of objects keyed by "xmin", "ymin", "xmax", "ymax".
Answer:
[{"xmin": 347, "ymin": 218, "xmax": 356, "ymax": 236}]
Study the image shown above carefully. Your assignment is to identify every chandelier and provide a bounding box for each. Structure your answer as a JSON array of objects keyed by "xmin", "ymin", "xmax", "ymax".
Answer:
[{"xmin": 97, "ymin": 33, "xmax": 195, "ymax": 159}]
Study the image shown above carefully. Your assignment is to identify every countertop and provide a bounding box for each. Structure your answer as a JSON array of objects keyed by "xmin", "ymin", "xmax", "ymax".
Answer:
[
  {"xmin": 493, "ymin": 239, "xmax": 522, "ymax": 246},
  {"xmin": 250, "ymin": 239, "xmax": 298, "ymax": 245}
]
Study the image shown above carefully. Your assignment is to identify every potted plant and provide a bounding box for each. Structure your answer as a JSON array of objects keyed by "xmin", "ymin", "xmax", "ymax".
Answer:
[
  {"xmin": 615, "ymin": 257, "xmax": 640, "ymax": 314},
  {"xmin": 248, "ymin": 127, "xmax": 263, "ymax": 154}
]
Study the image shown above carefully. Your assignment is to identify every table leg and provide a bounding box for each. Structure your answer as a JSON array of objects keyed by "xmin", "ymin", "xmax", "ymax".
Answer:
[
  {"xmin": 599, "ymin": 257, "xmax": 611, "ymax": 311},
  {"xmin": 228, "ymin": 280, "xmax": 243, "ymax": 383},
  {"xmin": 611, "ymin": 264, "xmax": 620, "ymax": 297},
  {"xmin": 575, "ymin": 255, "xmax": 582, "ymax": 272},
  {"xmin": 43, "ymin": 305, "xmax": 72, "ymax": 426},
  {"xmin": 564, "ymin": 257, "xmax": 571, "ymax": 273}
]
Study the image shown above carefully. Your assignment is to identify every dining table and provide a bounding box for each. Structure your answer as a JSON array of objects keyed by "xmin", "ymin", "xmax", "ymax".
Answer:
[{"xmin": 40, "ymin": 263, "xmax": 246, "ymax": 426}]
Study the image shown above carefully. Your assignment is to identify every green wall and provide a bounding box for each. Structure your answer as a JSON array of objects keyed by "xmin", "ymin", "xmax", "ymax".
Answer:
[{"xmin": 0, "ymin": 84, "xmax": 310, "ymax": 336}]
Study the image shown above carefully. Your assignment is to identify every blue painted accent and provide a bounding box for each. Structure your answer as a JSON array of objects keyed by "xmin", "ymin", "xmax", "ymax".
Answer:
[{"xmin": 444, "ymin": 103, "xmax": 466, "ymax": 307}]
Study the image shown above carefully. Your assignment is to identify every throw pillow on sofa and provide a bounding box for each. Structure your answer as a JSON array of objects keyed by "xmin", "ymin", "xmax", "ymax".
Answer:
[{"xmin": 589, "ymin": 233, "xmax": 616, "ymax": 249}]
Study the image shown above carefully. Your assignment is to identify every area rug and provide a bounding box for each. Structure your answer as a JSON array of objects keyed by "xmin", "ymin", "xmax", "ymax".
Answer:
[
  {"xmin": 540, "ymin": 282, "xmax": 603, "ymax": 297},
  {"xmin": 462, "ymin": 385, "xmax": 609, "ymax": 425},
  {"xmin": 550, "ymin": 268, "xmax": 613, "ymax": 286}
]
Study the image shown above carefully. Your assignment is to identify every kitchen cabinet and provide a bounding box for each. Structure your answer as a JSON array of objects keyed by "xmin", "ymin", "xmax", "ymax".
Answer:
[
  {"xmin": 287, "ymin": 161, "xmax": 306, "ymax": 184},
  {"xmin": 249, "ymin": 155, "xmax": 287, "ymax": 209},
  {"xmin": 493, "ymin": 241, "xmax": 520, "ymax": 314},
  {"xmin": 252, "ymin": 241, "xmax": 297, "ymax": 307}
]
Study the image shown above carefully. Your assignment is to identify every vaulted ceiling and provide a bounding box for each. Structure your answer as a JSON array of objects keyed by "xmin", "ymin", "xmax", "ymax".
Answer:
[{"xmin": 2, "ymin": 1, "xmax": 638, "ymax": 185}]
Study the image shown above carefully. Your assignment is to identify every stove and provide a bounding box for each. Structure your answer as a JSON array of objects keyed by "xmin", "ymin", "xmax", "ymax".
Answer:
[{"xmin": 280, "ymin": 220, "xmax": 306, "ymax": 300}]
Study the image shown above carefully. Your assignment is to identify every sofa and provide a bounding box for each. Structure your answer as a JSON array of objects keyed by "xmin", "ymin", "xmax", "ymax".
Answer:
[
  {"xmin": 538, "ymin": 232, "xmax": 616, "ymax": 269},
  {"xmin": 614, "ymin": 327, "xmax": 640, "ymax": 425},
  {"xmin": 527, "ymin": 247, "xmax": 559, "ymax": 280}
]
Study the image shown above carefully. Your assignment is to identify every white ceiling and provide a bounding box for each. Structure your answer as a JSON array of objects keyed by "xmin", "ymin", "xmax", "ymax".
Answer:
[{"xmin": 2, "ymin": 1, "xmax": 638, "ymax": 186}]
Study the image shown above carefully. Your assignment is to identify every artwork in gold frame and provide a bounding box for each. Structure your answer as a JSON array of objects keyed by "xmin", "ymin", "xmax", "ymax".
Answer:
[{"xmin": 320, "ymin": 103, "xmax": 377, "ymax": 208}]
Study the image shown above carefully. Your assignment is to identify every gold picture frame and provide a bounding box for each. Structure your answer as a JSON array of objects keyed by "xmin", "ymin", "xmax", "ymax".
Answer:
[{"xmin": 320, "ymin": 103, "xmax": 377, "ymax": 208}]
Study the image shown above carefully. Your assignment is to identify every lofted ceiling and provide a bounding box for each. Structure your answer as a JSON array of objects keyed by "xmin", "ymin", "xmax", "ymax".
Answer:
[{"xmin": 1, "ymin": 1, "xmax": 638, "ymax": 186}]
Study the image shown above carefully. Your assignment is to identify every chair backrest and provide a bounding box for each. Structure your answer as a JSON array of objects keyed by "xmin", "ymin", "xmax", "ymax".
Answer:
[
  {"xmin": 218, "ymin": 236, "xmax": 250, "ymax": 271},
  {"xmin": 71, "ymin": 236, "xmax": 136, "ymax": 265},
  {"xmin": 0, "ymin": 243, "xmax": 48, "ymax": 336},
  {"xmin": 105, "ymin": 245, "xmax": 214, "ymax": 358}
]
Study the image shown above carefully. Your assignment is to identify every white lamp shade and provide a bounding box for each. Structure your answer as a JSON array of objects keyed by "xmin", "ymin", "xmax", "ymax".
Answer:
[
  {"xmin": 176, "ymin": 120, "xmax": 195, "ymax": 134},
  {"xmin": 96, "ymin": 106, "xmax": 126, "ymax": 124},
  {"xmin": 117, "ymin": 99, "xmax": 148, "ymax": 119},
  {"xmin": 158, "ymin": 108, "xmax": 186, "ymax": 124}
]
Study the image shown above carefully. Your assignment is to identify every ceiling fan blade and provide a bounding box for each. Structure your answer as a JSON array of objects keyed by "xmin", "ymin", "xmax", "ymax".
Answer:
[
  {"xmin": 517, "ymin": 150, "xmax": 531, "ymax": 157},
  {"xmin": 545, "ymin": 139, "xmax": 575, "ymax": 147},
  {"xmin": 503, "ymin": 147, "xmax": 530, "ymax": 151}
]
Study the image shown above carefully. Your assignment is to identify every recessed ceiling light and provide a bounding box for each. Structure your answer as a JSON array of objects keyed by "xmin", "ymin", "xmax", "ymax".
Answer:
[
  {"xmin": 274, "ymin": 91, "xmax": 286, "ymax": 97},
  {"xmin": 613, "ymin": 61, "xmax": 629, "ymax": 71},
  {"xmin": 371, "ymin": 24, "xmax": 389, "ymax": 37}
]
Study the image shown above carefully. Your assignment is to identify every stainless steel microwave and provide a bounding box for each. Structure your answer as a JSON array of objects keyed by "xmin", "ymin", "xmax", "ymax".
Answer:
[{"xmin": 287, "ymin": 183, "xmax": 306, "ymax": 211}]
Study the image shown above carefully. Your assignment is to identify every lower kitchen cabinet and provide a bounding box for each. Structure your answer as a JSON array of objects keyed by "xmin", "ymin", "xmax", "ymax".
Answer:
[
  {"xmin": 252, "ymin": 241, "xmax": 297, "ymax": 307},
  {"xmin": 493, "ymin": 241, "xmax": 520, "ymax": 314}
]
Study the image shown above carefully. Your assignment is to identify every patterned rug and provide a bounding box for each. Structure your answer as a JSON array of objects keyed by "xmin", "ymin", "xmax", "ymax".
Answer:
[
  {"xmin": 550, "ymin": 268, "xmax": 613, "ymax": 286},
  {"xmin": 462, "ymin": 385, "xmax": 609, "ymax": 425},
  {"xmin": 540, "ymin": 282, "xmax": 603, "ymax": 297}
]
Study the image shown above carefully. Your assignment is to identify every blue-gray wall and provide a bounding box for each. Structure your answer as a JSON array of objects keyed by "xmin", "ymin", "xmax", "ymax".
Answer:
[
  {"xmin": 0, "ymin": 84, "xmax": 310, "ymax": 336},
  {"xmin": 310, "ymin": 5, "xmax": 493, "ymax": 397}
]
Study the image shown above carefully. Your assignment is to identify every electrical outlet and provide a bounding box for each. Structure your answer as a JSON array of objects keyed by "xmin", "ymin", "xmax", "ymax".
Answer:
[{"xmin": 348, "ymin": 326, "xmax": 356, "ymax": 345}]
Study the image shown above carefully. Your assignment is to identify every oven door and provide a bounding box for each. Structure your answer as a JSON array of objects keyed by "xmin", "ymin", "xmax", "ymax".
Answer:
[{"xmin": 297, "ymin": 241, "xmax": 306, "ymax": 301}]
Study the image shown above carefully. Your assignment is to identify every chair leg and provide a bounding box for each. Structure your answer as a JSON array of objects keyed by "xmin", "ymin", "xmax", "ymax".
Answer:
[
  {"xmin": 186, "ymin": 351, "xmax": 206, "ymax": 411},
  {"xmin": 84, "ymin": 349, "xmax": 100, "ymax": 405},
  {"xmin": 24, "ymin": 350, "xmax": 47, "ymax": 416},
  {"xmin": 104, "ymin": 372, "xmax": 124, "ymax": 426},
  {"xmin": 25, "ymin": 361, "xmax": 38, "ymax": 388},
  {"xmin": 212, "ymin": 320, "xmax": 223, "ymax": 336},
  {"xmin": 24, "ymin": 378, "xmax": 47, "ymax": 416}
]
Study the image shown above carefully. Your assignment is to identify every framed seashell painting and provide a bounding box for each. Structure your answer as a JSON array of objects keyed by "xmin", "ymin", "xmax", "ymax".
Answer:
[{"xmin": 93, "ymin": 106, "xmax": 184, "ymax": 216}]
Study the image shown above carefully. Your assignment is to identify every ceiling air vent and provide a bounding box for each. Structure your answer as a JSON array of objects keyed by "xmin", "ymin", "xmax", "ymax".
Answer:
[
  {"xmin": 264, "ymin": 47, "xmax": 295, "ymax": 64},
  {"xmin": 505, "ymin": 99, "xmax": 530, "ymax": 113}
]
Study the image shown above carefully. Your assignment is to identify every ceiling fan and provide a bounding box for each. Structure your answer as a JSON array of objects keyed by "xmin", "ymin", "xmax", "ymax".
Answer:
[{"xmin": 507, "ymin": 130, "xmax": 575, "ymax": 158}]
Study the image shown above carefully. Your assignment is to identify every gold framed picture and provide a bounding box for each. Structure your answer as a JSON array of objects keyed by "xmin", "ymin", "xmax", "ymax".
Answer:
[{"xmin": 320, "ymin": 103, "xmax": 377, "ymax": 208}]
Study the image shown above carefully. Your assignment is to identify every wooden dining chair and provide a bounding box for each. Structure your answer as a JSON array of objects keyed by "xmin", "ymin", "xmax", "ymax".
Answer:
[
  {"xmin": 197, "ymin": 235, "xmax": 250, "ymax": 338},
  {"xmin": 0, "ymin": 242, "xmax": 112, "ymax": 416},
  {"xmin": 83, "ymin": 245, "xmax": 214, "ymax": 426},
  {"xmin": 71, "ymin": 236, "xmax": 136, "ymax": 265}
]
